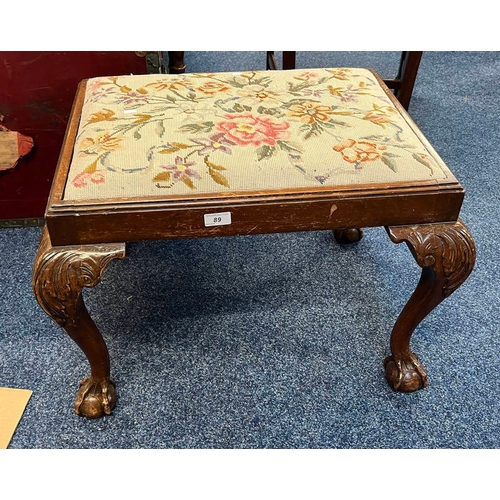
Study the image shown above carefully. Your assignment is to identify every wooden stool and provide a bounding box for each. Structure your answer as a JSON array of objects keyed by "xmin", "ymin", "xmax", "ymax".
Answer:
[{"xmin": 32, "ymin": 68, "xmax": 476, "ymax": 418}]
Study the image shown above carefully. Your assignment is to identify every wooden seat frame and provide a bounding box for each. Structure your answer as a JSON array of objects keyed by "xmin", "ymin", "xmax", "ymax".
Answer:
[{"xmin": 32, "ymin": 72, "xmax": 475, "ymax": 419}]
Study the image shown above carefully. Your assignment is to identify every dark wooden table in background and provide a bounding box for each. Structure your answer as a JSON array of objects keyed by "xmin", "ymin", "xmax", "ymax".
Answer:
[{"xmin": 0, "ymin": 52, "xmax": 149, "ymax": 224}]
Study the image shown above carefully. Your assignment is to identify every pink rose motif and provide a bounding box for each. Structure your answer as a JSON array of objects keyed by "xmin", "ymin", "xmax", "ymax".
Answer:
[
  {"xmin": 90, "ymin": 171, "xmax": 105, "ymax": 184},
  {"xmin": 216, "ymin": 113, "xmax": 290, "ymax": 147},
  {"xmin": 295, "ymin": 71, "xmax": 318, "ymax": 81},
  {"xmin": 72, "ymin": 170, "xmax": 106, "ymax": 188}
]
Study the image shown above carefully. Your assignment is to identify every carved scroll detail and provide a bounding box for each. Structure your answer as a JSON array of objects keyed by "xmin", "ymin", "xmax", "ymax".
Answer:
[
  {"xmin": 384, "ymin": 219, "xmax": 476, "ymax": 392},
  {"xmin": 32, "ymin": 228, "xmax": 126, "ymax": 327},
  {"xmin": 32, "ymin": 227, "xmax": 126, "ymax": 418},
  {"xmin": 388, "ymin": 219, "xmax": 476, "ymax": 298}
]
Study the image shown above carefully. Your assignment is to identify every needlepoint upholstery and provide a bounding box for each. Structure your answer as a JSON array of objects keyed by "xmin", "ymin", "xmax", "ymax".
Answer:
[{"xmin": 63, "ymin": 68, "xmax": 454, "ymax": 201}]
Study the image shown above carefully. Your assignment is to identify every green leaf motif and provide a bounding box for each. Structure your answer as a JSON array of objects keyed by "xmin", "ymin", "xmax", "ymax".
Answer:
[
  {"xmin": 179, "ymin": 121, "xmax": 214, "ymax": 134},
  {"xmin": 361, "ymin": 135, "xmax": 386, "ymax": 141},
  {"xmin": 412, "ymin": 153, "xmax": 435, "ymax": 174},
  {"xmin": 277, "ymin": 140, "xmax": 303, "ymax": 154},
  {"xmin": 300, "ymin": 123, "xmax": 322, "ymax": 140},
  {"xmin": 156, "ymin": 121, "xmax": 165, "ymax": 138},
  {"xmin": 257, "ymin": 106, "xmax": 282, "ymax": 117},
  {"xmin": 214, "ymin": 98, "xmax": 240, "ymax": 113},
  {"xmin": 252, "ymin": 76, "xmax": 272, "ymax": 87},
  {"xmin": 256, "ymin": 145, "xmax": 276, "ymax": 161},
  {"xmin": 227, "ymin": 79, "xmax": 247, "ymax": 89},
  {"xmin": 232, "ymin": 101, "xmax": 253, "ymax": 113},
  {"xmin": 287, "ymin": 82, "xmax": 311, "ymax": 93},
  {"xmin": 381, "ymin": 154, "xmax": 398, "ymax": 173},
  {"xmin": 283, "ymin": 97, "xmax": 316, "ymax": 108},
  {"xmin": 322, "ymin": 119, "xmax": 347, "ymax": 128}
]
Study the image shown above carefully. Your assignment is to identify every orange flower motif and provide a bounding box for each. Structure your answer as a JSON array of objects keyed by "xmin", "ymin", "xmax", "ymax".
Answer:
[
  {"xmin": 287, "ymin": 102, "xmax": 334, "ymax": 124},
  {"xmin": 333, "ymin": 139, "xmax": 386, "ymax": 163},
  {"xmin": 196, "ymin": 81, "xmax": 231, "ymax": 95},
  {"xmin": 192, "ymin": 73, "xmax": 217, "ymax": 78},
  {"xmin": 80, "ymin": 132, "xmax": 124, "ymax": 155},
  {"xmin": 328, "ymin": 86, "xmax": 344, "ymax": 97},
  {"xmin": 326, "ymin": 68, "xmax": 351, "ymax": 80},
  {"xmin": 133, "ymin": 113, "xmax": 152, "ymax": 124},
  {"xmin": 363, "ymin": 110, "xmax": 395, "ymax": 128},
  {"xmin": 237, "ymin": 72, "xmax": 258, "ymax": 80},
  {"xmin": 145, "ymin": 79, "xmax": 193, "ymax": 91},
  {"xmin": 86, "ymin": 109, "xmax": 117, "ymax": 124}
]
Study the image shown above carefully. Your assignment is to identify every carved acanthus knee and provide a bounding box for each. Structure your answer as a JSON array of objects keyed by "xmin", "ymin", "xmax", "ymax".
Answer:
[
  {"xmin": 32, "ymin": 228, "xmax": 126, "ymax": 328},
  {"xmin": 388, "ymin": 218, "xmax": 476, "ymax": 299},
  {"xmin": 384, "ymin": 219, "xmax": 476, "ymax": 392},
  {"xmin": 32, "ymin": 227, "xmax": 126, "ymax": 418}
]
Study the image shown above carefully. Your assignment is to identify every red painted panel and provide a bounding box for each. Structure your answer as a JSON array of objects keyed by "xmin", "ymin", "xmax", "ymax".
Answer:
[{"xmin": 0, "ymin": 51, "xmax": 148, "ymax": 219}]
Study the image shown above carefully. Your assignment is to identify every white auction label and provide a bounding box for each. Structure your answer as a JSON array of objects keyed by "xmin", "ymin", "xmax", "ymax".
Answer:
[{"xmin": 204, "ymin": 212, "xmax": 232, "ymax": 227}]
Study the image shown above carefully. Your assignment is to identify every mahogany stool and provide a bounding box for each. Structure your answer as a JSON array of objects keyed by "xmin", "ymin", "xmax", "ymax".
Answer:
[{"xmin": 32, "ymin": 68, "xmax": 476, "ymax": 418}]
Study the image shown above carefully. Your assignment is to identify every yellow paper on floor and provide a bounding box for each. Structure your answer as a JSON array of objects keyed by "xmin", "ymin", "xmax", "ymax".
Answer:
[{"xmin": 0, "ymin": 388, "xmax": 32, "ymax": 448}]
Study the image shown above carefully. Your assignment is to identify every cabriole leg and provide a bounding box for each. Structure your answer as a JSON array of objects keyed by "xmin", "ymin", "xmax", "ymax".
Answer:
[
  {"xmin": 384, "ymin": 219, "xmax": 476, "ymax": 391},
  {"xmin": 32, "ymin": 227, "xmax": 126, "ymax": 418}
]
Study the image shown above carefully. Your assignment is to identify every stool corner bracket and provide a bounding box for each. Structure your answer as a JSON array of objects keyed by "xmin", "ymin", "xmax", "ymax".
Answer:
[{"xmin": 386, "ymin": 219, "xmax": 476, "ymax": 298}]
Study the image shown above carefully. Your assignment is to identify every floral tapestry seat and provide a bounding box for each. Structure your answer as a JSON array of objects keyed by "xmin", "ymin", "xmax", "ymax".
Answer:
[
  {"xmin": 32, "ymin": 67, "xmax": 476, "ymax": 420},
  {"xmin": 64, "ymin": 68, "xmax": 455, "ymax": 201}
]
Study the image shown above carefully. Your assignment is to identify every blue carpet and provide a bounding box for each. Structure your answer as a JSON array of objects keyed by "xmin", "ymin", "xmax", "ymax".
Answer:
[{"xmin": 1, "ymin": 51, "xmax": 499, "ymax": 450}]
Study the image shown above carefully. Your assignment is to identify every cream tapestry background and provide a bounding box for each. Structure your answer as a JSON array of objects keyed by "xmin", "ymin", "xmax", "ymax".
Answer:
[{"xmin": 63, "ymin": 68, "xmax": 453, "ymax": 201}]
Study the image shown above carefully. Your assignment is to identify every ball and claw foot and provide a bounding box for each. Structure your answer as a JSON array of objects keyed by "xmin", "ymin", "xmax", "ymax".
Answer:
[
  {"xmin": 384, "ymin": 352, "xmax": 428, "ymax": 392},
  {"xmin": 333, "ymin": 228, "xmax": 364, "ymax": 244},
  {"xmin": 74, "ymin": 377, "xmax": 117, "ymax": 419}
]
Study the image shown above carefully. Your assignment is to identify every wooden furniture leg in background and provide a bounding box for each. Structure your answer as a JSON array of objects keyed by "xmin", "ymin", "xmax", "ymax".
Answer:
[
  {"xmin": 385, "ymin": 51, "xmax": 423, "ymax": 110},
  {"xmin": 172, "ymin": 52, "xmax": 421, "ymax": 109},
  {"xmin": 333, "ymin": 228, "xmax": 364, "ymax": 244},
  {"xmin": 267, "ymin": 51, "xmax": 296, "ymax": 70},
  {"xmin": 384, "ymin": 220, "xmax": 476, "ymax": 391},
  {"xmin": 32, "ymin": 228, "xmax": 126, "ymax": 418},
  {"xmin": 167, "ymin": 52, "xmax": 186, "ymax": 74},
  {"xmin": 276, "ymin": 51, "xmax": 423, "ymax": 110}
]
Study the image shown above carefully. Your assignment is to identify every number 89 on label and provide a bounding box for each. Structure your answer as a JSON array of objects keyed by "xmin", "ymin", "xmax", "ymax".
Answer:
[{"xmin": 204, "ymin": 212, "xmax": 232, "ymax": 227}]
